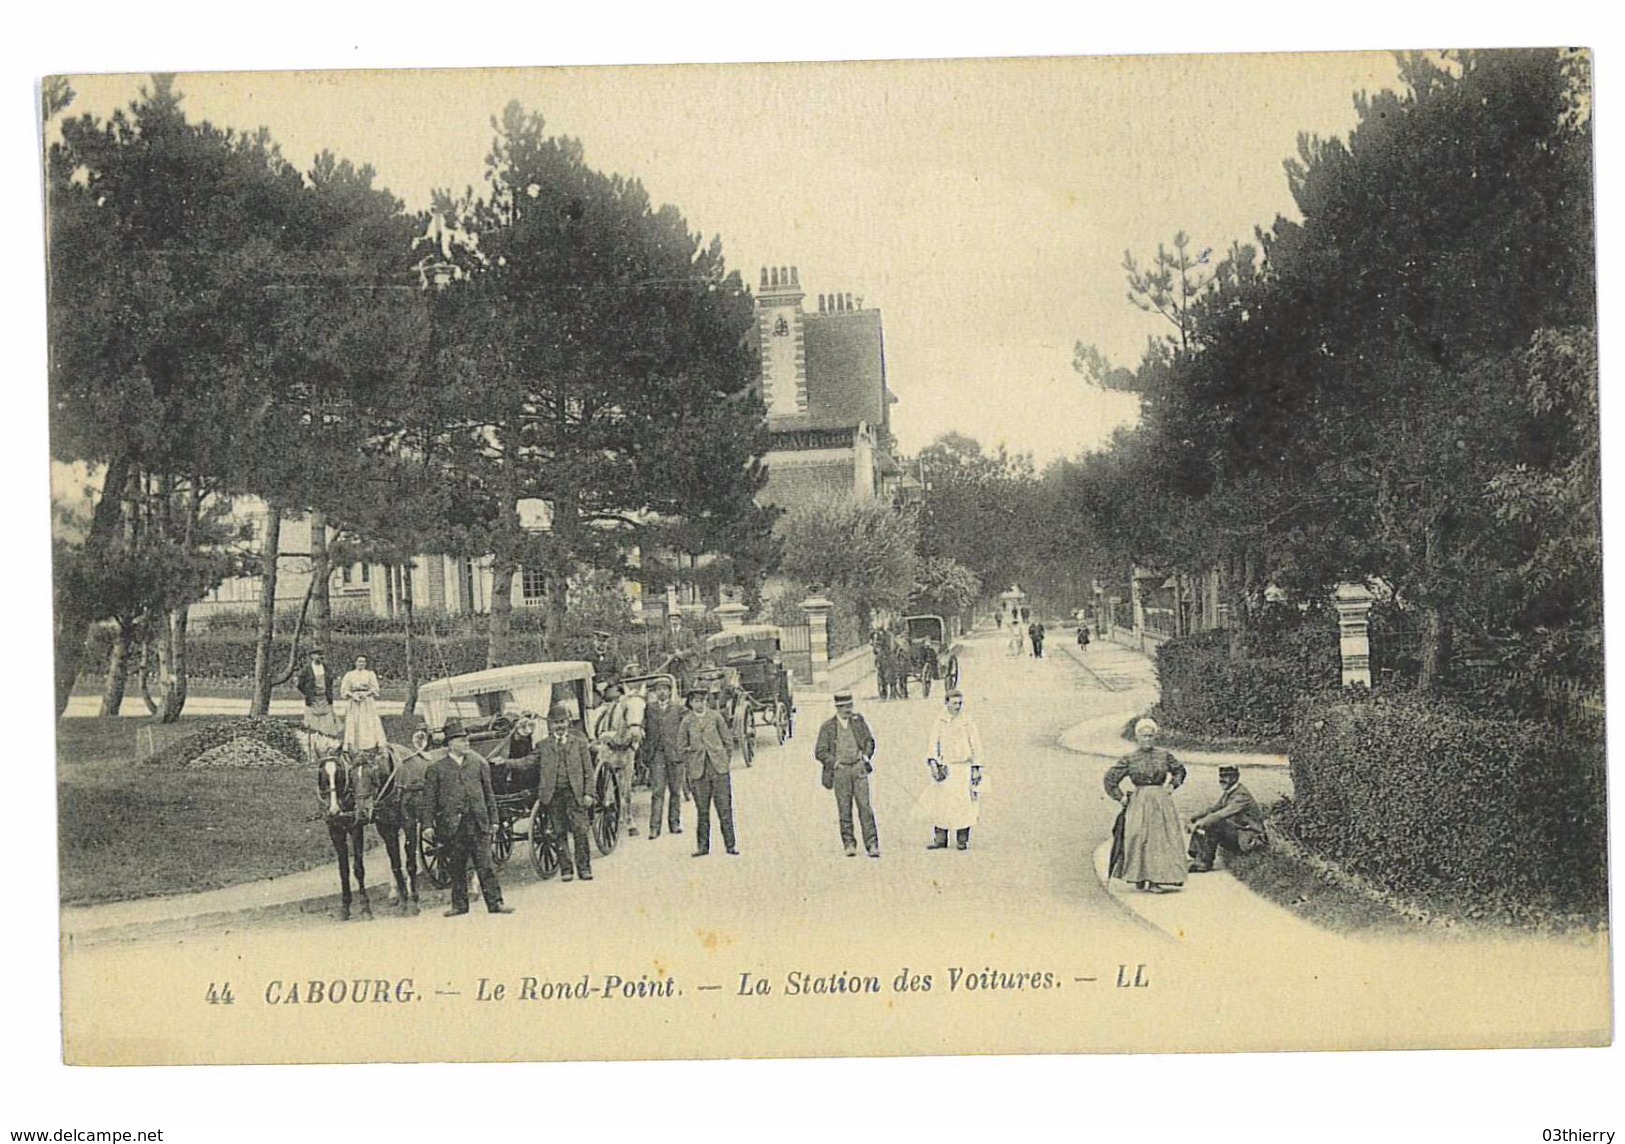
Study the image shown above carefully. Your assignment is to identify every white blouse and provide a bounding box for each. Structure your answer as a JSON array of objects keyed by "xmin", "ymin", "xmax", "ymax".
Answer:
[{"xmin": 926, "ymin": 713, "xmax": 984, "ymax": 766}]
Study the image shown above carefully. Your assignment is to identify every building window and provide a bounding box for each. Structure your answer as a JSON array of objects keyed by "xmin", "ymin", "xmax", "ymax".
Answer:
[
  {"xmin": 360, "ymin": 564, "xmax": 370, "ymax": 584},
  {"xmin": 341, "ymin": 566, "xmax": 352, "ymax": 586},
  {"xmin": 521, "ymin": 567, "xmax": 547, "ymax": 605}
]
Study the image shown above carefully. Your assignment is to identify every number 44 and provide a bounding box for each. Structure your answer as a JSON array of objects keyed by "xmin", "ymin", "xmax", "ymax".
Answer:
[{"xmin": 206, "ymin": 982, "xmax": 236, "ymax": 1005}]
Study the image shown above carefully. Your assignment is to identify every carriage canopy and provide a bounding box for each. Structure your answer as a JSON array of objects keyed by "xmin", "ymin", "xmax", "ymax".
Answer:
[
  {"xmin": 705, "ymin": 625, "xmax": 784, "ymax": 662},
  {"xmin": 416, "ymin": 661, "xmax": 597, "ymax": 731}
]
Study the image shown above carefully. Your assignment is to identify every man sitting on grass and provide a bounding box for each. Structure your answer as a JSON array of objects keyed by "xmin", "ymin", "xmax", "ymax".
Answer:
[{"xmin": 1187, "ymin": 765, "xmax": 1267, "ymax": 872}]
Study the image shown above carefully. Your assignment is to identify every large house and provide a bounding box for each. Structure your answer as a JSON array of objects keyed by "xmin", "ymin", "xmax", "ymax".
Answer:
[{"xmin": 754, "ymin": 265, "xmax": 906, "ymax": 509}]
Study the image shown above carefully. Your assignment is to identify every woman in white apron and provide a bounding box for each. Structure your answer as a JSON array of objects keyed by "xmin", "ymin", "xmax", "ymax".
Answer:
[
  {"xmin": 920, "ymin": 688, "xmax": 986, "ymax": 850},
  {"xmin": 340, "ymin": 654, "xmax": 388, "ymax": 754}
]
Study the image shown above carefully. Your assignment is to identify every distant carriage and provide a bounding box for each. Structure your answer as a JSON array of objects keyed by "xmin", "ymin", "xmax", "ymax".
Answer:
[
  {"xmin": 410, "ymin": 661, "xmax": 625, "ymax": 884},
  {"xmin": 702, "ymin": 625, "xmax": 796, "ymax": 764},
  {"xmin": 900, "ymin": 614, "xmax": 962, "ymax": 695}
]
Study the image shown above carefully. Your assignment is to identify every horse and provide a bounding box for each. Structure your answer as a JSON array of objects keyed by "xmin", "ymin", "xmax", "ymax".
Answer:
[
  {"xmin": 315, "ymin": 751, "xmax": 381, "ymax": 921},
  {"xmin": 371, "ymin": 741, "xmax": 432, "ymax": 916}
]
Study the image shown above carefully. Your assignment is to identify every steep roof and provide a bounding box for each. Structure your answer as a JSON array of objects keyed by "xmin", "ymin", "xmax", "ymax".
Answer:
[{"xmin": 769, "ymin": 308, "xmax": 889, "ymax": 433}]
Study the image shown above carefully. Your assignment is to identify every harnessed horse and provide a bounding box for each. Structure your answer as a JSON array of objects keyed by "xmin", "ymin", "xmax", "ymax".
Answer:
[
  {"xmin": 372, "ymin": 742, "xmax": 430, "ymax": 915},
  {"xmin": 316, "ymin": 751, "xmax": 380, "ymax": 921}
]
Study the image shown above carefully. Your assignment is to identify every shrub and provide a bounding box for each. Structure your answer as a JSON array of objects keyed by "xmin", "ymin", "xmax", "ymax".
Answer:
[
  {"xmin": 146, "ymin": 716, "xmax": 305, "ymax": 768},
  {"xmin": 1280, "ymin": 690, "xmax": 1608, "ymax": 923},
  {"xmin": 1154, "ymin": 628, "xmax": 1338, "ymax": 744}
]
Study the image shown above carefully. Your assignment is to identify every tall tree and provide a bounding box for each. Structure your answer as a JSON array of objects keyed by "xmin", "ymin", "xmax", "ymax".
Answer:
[
  {"xmin": 48, "ymin": 76, "xmax": 309, "ymax": 718},
  {"xmin": 430, "ymin": 103, "xmax": 770, "ymax": 663},
  {"xmin": 778, "ymin": 492, "xmax": 919, "ymax": 634}
]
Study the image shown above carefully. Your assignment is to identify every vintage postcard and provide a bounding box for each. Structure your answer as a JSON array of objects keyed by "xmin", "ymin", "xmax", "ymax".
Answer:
[{"xmin": 44, "ymin": 49, "xmax": 1610, "ymax": 1070}]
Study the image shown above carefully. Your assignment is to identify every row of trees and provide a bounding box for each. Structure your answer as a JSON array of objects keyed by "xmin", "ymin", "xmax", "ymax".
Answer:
[
  {"xmin": 1056, "ymin": 50, "xmax": 1598, "ymax": 703},
  {"xmin": 49, "ymin": 78, "xmax": 776, "ymax": 720}
]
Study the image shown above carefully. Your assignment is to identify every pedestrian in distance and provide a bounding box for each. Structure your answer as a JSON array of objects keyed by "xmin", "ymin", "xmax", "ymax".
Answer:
[
  {"xmin": 1028, "ymin": 619, "xmax": 1046, "ymax": 658},
  {"xmin": 814, "ymin": 691, "xmax": 880, "ymax": 858},
  {"xmin": 1104, "ymin": 717, "xmax": 1188, "ymax": 893},
  {"xmin": 423, "ymin": 719, "xmax": 514, "ymax": 915},
  {"xmin": 872, "ymin": 629, "xmax": 895, "ymax": 701},
  {"xmin": 1077, "ymin": 624, "xmax": 1091, "ymax": 651},
  {"xmin": 921, "ymin": 688, "xmax": 986, "ymax": 850},
  {"xmin": 678, "ymin": 687, "xmax": 738, "ymax": 857},
  {"xmin": 641, "ymin": 677, "xmax": 688, "ymax": 838},
  {"xmin": 1187, "ymin": 765, "xmax": 1268, "ymax": 872},
  {"xmin": 534, "ymin": 702, "xmax": 596, "ymax": 882}
]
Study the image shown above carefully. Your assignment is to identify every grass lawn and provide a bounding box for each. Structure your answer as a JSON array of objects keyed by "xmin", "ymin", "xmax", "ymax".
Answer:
[{"xmin": 58, "ymin": 715, "xmax": 333, "ymax": 905}]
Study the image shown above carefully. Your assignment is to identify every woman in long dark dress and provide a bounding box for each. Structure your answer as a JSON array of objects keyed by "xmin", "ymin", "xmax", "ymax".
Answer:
[{"xmin": 1104, "ymin": 717, "xmax": 1188, "ymax": 892}]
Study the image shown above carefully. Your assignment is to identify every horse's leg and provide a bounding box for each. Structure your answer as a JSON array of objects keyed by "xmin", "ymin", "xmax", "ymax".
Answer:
[
  {"xmin": 379, "ymin": 817, "xmax": 407, "ymax": 912},
  {"xmin": 330, "ymin": 822, "xmax": 352, "ymax": 921},
  {"xmin": 353, "ymin": 824, "xmax": 373, "ymax": 920},
  {"xmin": 396, "ymin": 809, "xmax": 416, "ymax": 916}
]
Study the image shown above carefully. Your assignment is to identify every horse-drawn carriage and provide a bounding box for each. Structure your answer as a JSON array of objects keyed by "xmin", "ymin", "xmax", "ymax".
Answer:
[
  {"xmin": 413, "ymin": 661, "xmax": 625, "ymax": 883},
  {"xmin": 900, "ymin": 614, "xmax": 962, "ymax": 696},
  {"xmin": 702, "ymin": 625, "xmax": 795, "ymax": 764}
]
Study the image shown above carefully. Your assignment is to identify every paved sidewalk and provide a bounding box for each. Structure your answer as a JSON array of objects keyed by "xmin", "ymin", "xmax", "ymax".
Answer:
[
  {"xmin": 1055, "ymin": 637, "xmax": 1289, "ymax": 769},
  {"xmin": 1090, "ymin": 839, "xmax": 1334, "ymax": 949}
]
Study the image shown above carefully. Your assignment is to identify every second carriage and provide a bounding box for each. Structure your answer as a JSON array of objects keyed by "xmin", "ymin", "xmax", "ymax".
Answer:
[
  {"xmin": 702, "ymin": 625, "xmax": 796, "ymax": 765},
  {"xmin": 412, "ymin": 661, "xmax": 627, "ymax": 884},
  {"xmin": 900, "ymin": 614, "xmax": 962, "ymax": 695}
]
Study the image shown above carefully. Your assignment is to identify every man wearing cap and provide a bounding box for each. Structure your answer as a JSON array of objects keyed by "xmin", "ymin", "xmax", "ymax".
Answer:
[
  {"xmin": 814, "ymin": 691, "xmax": 880, "ymax": 858},
  {"xmin": 678, "ymin": 687, "xmax": 737, "ymax": 856},
  {"xmin": 423, "ymin": 719, "xmax": 514, "ymax": 915},
  {"xmin": 596, "ymin": 676, "xmax": 644, "ymax": 837},
  {"xmin": 535, "ymin": 702, "xmax": 596, "ymax": 882},
  {"xmin": 589, "ymin": 629, "xmax": 618, "ymax": 681},
  {"xmin": 295, "ymin": 648, "xmax": 342, "ymax": 747},
  {"xmin": 641, "ymin": 677, "xmax": 688, "ymax": 838},
  {"xmin": 1187, "ymin": 765, "xmax": 1268, "ymax": 872}
]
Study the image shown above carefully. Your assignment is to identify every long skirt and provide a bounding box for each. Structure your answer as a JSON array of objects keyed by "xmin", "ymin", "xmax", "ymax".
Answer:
[
  {"xmin": 343, "ymin": 695, "xmax": 388, "ymax": 753},
  {"xmin": 1113, "ymin": 785, "xmax": 1186, "ymax": 886},
  {"xmin": 918, "ymin": 762, "xmax": 982, "ymax": 830},
  {"xmin": 303, "ymin": 699, "xmax": 343, "ymax": 739}
]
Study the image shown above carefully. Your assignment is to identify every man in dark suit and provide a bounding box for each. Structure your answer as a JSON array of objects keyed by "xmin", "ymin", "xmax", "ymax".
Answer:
[
  {"xmin": 813, "ymin": 691, "xmax": 880, "ymax": 858},
  {"xmin": 678, "ymin": 687, "xmax": 737, "ymax": 856},
  {"xmin": 1028, "ymin": 620, "xmax": 1046, "ymax": 658},
  {"xmin": 641, "ymin": 678, "xmax": 688, "ymax": 838},
  {"xmin": 1187, "ymin": 765, "xmax": 1268, "ymax": 872},
  {"xmin": 533, "ymin": 701, "xmax": 596, "ymax": 881},
  {"xmin": 423, "ymin": 719, "xmax": 514, "ymax": 916}
]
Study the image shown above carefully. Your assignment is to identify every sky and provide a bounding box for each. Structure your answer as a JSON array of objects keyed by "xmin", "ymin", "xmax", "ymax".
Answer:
[{"xmin": 63, "ymin": 53, "xmax": 1400, "ymax": 466}]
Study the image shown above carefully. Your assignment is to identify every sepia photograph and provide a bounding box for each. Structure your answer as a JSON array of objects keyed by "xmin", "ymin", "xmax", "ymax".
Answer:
[{"xmin": 14, "ymin": 6, "xmax": 1621, "ymax": 1138}]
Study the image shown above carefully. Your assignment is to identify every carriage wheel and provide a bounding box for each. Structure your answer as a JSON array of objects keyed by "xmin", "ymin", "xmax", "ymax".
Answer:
[
  {"xmin": 491, "ymin": 818, "xmax": 514, "ymax": 868},
  {"xmin": 529, "ymin": 807, "xmax": 560, "ymax": 880},
  {"xmin": 741, "ymin": 709, "xmax": 756, "ymax": 765},
  {"xmin": 420, "ymin": 831, "xmax": 453, "ymax": 890},
  {"xmin": 947, "ymin": 656, "xmax": 961, "ymax": 689},
  {"xmin": 593, "ymin": 767, "xmax": 623, "ymax": 856},
  {"xmin": 774, "ymin": 701, "xmax": 789, "ymax": 745}
]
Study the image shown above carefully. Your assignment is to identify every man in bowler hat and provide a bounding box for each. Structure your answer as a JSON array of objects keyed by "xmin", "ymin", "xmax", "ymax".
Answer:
[
  {"xmin": 423, "ymin": 719, "xmax": 514, "ymax": 915},
  {"xmin": 678, "ymin": 687, "xmax": 737, "ymax": 856},
  {"xmin": 534, "ymin": 702, "xmax": 596, "ymax": 881},
  {"xmin": 814, "ymin": 691, "xmax": 880, "ymax": 857}
]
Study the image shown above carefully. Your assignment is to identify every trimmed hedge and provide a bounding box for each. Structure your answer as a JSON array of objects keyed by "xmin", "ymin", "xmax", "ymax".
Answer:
[
  {"xmin": 146, "ymin": 717, "xmax": 305, "ymax": 769},
  {"xmin": 85, "ymin": 619, "xmax": 727, "ymax": 687},
  {"xmin": 1154, "ymin": 628, "xmax": 1338, "ymax": 745},
  {"xmin": 1280, "ymin": 691, "xmax": 1609, "ymax": 923}
]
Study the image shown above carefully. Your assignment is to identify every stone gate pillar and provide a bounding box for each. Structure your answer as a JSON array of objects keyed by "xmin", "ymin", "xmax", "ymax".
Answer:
[
  {"xmin": 1334, "ymin": 582, "xmax": 1375, "ymax": 688},
  {"xmin": 800, "ymin": 595, "xmax": 834, "ymax": 687}
]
